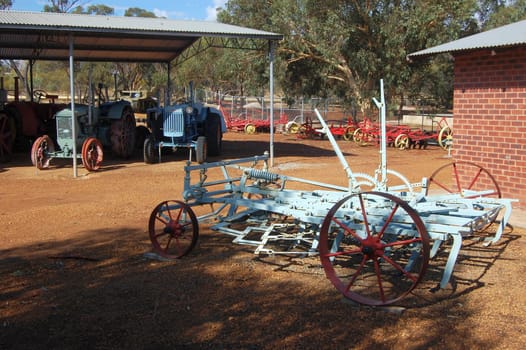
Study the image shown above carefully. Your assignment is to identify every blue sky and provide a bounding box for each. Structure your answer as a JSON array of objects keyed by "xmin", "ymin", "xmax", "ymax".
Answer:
[{"xmin": 9, "ymin": 0, "xmax": 228, "ymax": 21}]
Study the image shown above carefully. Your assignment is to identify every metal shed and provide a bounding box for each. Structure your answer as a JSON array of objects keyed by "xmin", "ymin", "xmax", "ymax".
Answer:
[
  {"xmin": 0, "ymin": 10, "xmax": 282, "ymax": 62},
  {"xmin": 0, "ymin": 10, "xmax": 283, "ymax": 174}
]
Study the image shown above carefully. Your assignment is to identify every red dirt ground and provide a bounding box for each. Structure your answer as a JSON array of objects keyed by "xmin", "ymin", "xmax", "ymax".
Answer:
[{"xmin": 1, "ymin": 131, "xmax": 525, "ymax": 349}]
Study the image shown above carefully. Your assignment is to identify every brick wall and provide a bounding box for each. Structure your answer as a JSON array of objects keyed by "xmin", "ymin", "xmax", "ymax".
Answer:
[{"xmin": 453, "ymin": 48, "xmax": 526, "ymax": 208}]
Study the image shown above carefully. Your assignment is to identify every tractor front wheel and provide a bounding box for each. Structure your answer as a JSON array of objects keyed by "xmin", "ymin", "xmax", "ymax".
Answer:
[
  {"xmin": 143, "ymin": 136, "xmax": 158, "ymax": 164},
  {"xmin": 31, "ymin": 135, "xmax": 54, "ymax": 169},
  {"xmin": 81, "ymin": 137, "xmax": 103, "ymax": 171},
  {"xmin": 205, "ymin": 113, "xmax": 222, "ymax": 156}
]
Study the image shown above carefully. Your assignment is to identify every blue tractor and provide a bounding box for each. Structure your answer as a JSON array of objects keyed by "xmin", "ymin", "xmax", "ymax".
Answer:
[{"xmin": 143, "ymin": 95, "xmax": 226, "ymax": 164}]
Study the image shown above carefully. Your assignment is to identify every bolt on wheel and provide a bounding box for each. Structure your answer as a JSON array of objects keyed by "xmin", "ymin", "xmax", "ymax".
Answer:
[
  {"xmin": 149, "ymin": 200, "xmax": 198, "ymax": 259},
  {"xmin": 319, "ymin": 191, "xmax": 430, "ymax": 306}
]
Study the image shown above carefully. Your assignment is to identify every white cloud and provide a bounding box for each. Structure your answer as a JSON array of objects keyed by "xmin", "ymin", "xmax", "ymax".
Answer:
[
  {"xmin": 205, "ymin": 0, "xmax": 227, "ymax": 21},
  {"xmin": 153, "ymin": 8, "xmax": 169, "ymax": 18}
]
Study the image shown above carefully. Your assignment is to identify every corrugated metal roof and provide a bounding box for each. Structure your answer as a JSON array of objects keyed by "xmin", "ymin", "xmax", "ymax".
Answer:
[
  {"xmin": 0, "ymin": 10, "xmax": 283, "ymax": 62},
  {"xmin": 408, "ymin": 19, "xmax": 526, "ymax": 59},
  {"xmin": 0, "ymin": 10, "xmax": 282, "ymax": 37}
]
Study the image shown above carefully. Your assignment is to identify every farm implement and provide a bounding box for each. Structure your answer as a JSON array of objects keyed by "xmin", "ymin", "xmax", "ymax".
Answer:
[
  {"xmin": 289, "ymin": 116, "xmax": 355, "ymax": 140},
  {"xmin": 353, "ymin": 115, "xmax": 453, "ymax": 151},
  {"xmin": 218, "ymin": 103, "xmax": 288, "ymax": 134},
  {"xmin": 393, "ymin": 117, "xmax": 453, "ymax": 151},
  {"xmin": 147, "ymin": 81, "xmax": 513, "ymax": 306}
]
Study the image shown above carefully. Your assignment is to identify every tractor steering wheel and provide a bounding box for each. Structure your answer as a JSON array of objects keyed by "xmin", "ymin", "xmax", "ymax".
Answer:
[{"xmin": 33, "ymin": 89, "xmax": 48, "ymax": 102}]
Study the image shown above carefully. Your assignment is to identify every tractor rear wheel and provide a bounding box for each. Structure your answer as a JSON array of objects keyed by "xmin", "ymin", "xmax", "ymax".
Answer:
[
  {"xmin": 205, "ymin": 113, "xmax": 222, "ymax": 156},
  {"xmin": 195, "ymin": 136, "xmax": 207, "ymax": 164},
  {"xmin": 111, "ymin": 107, "xmax": 136, "ymax": 158},
  {"xmin": 135, "ymin": 125, "xmax": 150, "ymax": 151},
  {"xmin": 0, "ymin": 111, "xmax": 15, "ymax": 162}
]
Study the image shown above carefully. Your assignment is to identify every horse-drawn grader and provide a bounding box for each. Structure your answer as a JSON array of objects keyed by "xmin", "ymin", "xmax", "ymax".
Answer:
[{"xmin": 147, "ymin": 81, "xmax": 513, "ymax": 306}]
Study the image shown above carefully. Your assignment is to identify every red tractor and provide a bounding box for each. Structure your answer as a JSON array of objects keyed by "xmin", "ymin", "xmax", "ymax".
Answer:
[{"xmin": 0, "ymin": 85, "xmax": 66, "ymax": 162}]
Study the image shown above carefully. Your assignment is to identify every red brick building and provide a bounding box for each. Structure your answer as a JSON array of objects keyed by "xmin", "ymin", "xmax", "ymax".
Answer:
[{"xmin": 409, "ymin": 21, "xmax": 526, "ymax": 209}]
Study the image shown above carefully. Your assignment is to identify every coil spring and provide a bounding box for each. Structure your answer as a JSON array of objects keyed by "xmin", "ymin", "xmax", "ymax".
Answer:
[{"xmin": 245, "ymin": 168, "xmax": 279, "ymax": 182}]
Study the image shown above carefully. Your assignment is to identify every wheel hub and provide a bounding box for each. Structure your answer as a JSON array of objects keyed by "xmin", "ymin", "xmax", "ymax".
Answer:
[
  {"xmin": 361, "ymin": 237, "xmax": 383, "ymax": 258},
  {"xmin": 165, "ymin": 221, "xmax": 185, "ymax": 238}
]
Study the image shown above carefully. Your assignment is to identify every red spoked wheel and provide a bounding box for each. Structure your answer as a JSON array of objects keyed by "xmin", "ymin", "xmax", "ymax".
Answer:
[
  {"xmin": 426, "ymin": 161, "xmax": 501, "ymax": 198},
  {"xmin": 319, "ymin": 191, "xmax": 430, "ymax": 306},
  {"xmin": 148, "ymin": 200, "xmax": 199, "ymax": 259},
  {"xmin": 81, "ymin": 137, "xmax": 103, "ymax": 171},
  {"xmin": 31, "ymin": 135, "xmax": 55, "ymax": 169}
]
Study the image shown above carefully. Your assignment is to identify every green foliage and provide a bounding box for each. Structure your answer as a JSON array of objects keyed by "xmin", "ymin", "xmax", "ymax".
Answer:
[
  {"xmin": 43, "ymin": 0, "xmax": 83, "ymax": 13},
  {"xmin": 215, "ymin": 0, "xmax": 485, "ymax": 114},
  {"xmin": 124, "ymin": 7, "xmax": 156, "ymax": 18},
  {"xmin": 482, "ymin": 0, "xmax": 526, "ymax": 29},
  {"xmin": 9, "ymin": 0, "xmax": 526, "ymax": 113},
  {"xmin": 71, "ymin": 4, "xmax": 115, "ymax": 15},
  {"xmin": 0, "ymin": 0, "xmax": 12, "ymax": 10}
]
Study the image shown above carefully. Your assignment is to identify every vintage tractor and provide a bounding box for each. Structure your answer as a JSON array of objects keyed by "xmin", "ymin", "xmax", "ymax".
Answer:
[
  {"xmin": 0, "ymin": 86, "xmax": 67, "ymax": 162},
  {"xmin": 143, "ymin": 94, "xmax": 226, "ymax": 164},
  {"xmin": 31, "ymin": 99, "xmax": 136, "ymax": 171}
]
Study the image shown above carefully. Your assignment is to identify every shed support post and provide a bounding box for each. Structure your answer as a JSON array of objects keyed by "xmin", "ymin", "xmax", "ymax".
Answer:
[
  {"xmin": 166, "ymin": 62, "xmax": 171, "ymax": 106},
  {"xmin": 69, "ymin": 33, "xmax": 78, "ymax": 178},
  {"xmin": 269, "ymin": 40, "xmax": 275, "ymax": 167}
]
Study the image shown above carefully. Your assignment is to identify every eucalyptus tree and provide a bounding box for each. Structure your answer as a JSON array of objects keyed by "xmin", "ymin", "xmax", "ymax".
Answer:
[
  {"xmin": 43, "ymin": 0, "xmax": 83, "ymax": 13},
  {"xmin": 217, "ymin": 0, "xmax": 480, "ymax": 114},
  {"xmin": 481, "ymin": 0, "xmax": 526, "ymax": 29},
  {"xmin": 0, "ymin": 0, "xmax": 12, "ymax": 9}
]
